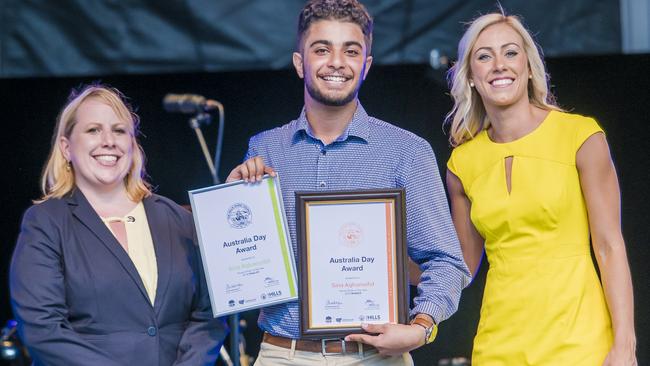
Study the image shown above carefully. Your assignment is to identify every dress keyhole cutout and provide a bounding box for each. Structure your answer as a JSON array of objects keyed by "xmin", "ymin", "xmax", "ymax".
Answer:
[
  {"xmin": 505, "ymin": 156, "xmax": 513, "ymax": 195},
  {"xmin": 108, "ymin": 220, "xmax": 129, "ymax": 252}
]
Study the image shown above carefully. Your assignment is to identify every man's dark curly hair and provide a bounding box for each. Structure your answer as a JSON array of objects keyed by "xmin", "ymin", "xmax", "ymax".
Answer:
[{"xmin": 297, "ymin": 0, "xmax": 373, "ymax": 55}]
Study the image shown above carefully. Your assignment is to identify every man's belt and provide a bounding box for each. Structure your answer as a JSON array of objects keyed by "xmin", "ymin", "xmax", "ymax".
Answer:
[{"xmin": 262, "ymin": 333, "xmax": 376, "ymax": 355}]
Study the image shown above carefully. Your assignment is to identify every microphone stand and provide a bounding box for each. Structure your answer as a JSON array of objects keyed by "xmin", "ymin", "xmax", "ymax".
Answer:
[
  {"xmin": 188, "ymin": 112, "xmax": 218, "ymax": 184},
  {"xmin": 187, "ymin": 99, "xmax": 225, "ymax": 185},
  {"xmin": 208, "ymin": 100, "xmax": 225, "ymax": 185},
  {"xmin": 187, "ymin": 104, "xmax": 243, "ymax": 366}
]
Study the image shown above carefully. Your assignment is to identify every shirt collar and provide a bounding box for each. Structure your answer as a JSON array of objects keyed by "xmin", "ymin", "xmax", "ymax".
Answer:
[{"xmin": 292, "ymin": 102, "xmax": 371, "ymax": 143}]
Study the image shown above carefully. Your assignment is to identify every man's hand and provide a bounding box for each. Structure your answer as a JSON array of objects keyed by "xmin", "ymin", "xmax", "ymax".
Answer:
[
  {"xmin": 226, "ymin": 156, "xmax": 276, "ymax": 183},
  {"xmin": 344, "ymin": 323, "xmax": 426, "ymax": 356}
]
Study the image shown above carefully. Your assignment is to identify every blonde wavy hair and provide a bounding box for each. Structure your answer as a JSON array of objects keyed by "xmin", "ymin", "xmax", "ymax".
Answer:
[
  {"xmin": 39, "ymin": 85, "xmax": 152, "ymax": 202},
  {"xmin": 445, "ymin": 11, "xmax": 562, "ymax": 147}
]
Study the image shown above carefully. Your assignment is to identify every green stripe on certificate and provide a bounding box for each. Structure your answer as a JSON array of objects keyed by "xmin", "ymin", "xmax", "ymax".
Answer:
[{"xmin": 268, "ymin": 178, "xmax": 296, "ymax": 297}]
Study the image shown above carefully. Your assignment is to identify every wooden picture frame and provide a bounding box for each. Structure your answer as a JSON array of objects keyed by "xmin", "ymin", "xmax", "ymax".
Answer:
[{"xmin": 296, "ymin": 189, "xmax": 408, "ymax": 339}]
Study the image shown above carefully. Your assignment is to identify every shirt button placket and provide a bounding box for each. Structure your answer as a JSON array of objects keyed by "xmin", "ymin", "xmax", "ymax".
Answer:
[{"xmin": 316, "ymin": 145, "xmax": 328, "ymax": 190}]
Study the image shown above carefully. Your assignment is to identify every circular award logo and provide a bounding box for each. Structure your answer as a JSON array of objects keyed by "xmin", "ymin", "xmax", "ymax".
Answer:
[
  {"xmin": 227, "ymin": 203, "xmax": 252, "ymax": 229},
  {"xmin": 338, "ymin": 222, "xmax": 363, "ymax": 247}
]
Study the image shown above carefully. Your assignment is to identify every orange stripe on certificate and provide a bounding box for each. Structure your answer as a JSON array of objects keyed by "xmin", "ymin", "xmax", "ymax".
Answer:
[
  {"xmin": 385, "ymin": 201, "xmax": 395, "ymax": 323},
  {"xmin": 305, "ymin": 203, "xmax": 313, "ymax": 328}
]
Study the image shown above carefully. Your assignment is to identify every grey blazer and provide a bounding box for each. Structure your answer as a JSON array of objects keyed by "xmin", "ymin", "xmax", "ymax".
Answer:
[{"xmin": 10, "ymin": 190, "xmax": 227, "ymax": 366}]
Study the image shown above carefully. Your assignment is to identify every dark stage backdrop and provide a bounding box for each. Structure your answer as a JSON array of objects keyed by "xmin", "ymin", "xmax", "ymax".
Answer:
[
  {"xmin": 1, "ymin": 0, "xmax": 620, "ymax": 77},
  {"xmin": 1, "ymin": 54, "xmax": 648, "ymax": 364}
]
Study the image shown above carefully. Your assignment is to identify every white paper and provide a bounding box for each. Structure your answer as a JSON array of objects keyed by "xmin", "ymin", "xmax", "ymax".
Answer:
[
  {"xmin": 306, "ymin": 200, "xmax": 397, "ymax": 328},
  {"xmin": 189, "ymin": 175, "xmax": 298, "ymax": 317}
]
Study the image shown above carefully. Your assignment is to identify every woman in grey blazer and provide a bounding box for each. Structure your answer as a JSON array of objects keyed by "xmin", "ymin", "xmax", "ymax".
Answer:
[{"xmin": 10, "ymin": 84, "xmax": 227, "ymax": 365}]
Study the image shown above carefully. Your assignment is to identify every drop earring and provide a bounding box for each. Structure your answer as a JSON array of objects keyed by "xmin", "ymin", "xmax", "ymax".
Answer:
[
  {"xmin": 469, "ymin": 80, "xmax": 475, "ymax": 87},
  {"xmin": 66, "ymin": 161, "xmax": 71, "ymax": 172}
]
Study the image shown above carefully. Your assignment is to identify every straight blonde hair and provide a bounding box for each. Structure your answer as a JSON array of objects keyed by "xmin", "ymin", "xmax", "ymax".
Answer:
[
  {"xmin": 39, "ymin": 85, "xmax": 151, "ymax": 202},
  {"xmin": 445, "ymin": 11, "xmax": 562, "ymax": 147}
]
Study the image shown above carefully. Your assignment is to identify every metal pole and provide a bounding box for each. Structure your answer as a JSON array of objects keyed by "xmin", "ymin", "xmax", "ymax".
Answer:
[
  {"xmin": 207, "ymin": 100, "xmax": 225, "ymax": 185},
  {"xmin": 229, "ymin": 314, "xmax": 241, "ymax": 366},
  {"xmin": 188, "ymin": 110, "xmax": 240, "ymax": 365},
  {"xmin": 189, "ymin": 113, "xmax": 218, "ymax": 185}
]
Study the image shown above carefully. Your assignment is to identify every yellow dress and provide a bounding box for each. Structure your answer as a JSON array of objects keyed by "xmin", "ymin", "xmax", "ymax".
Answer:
[{"xmin": 447, "ymin": 111, "xmax": 613, "ymax": 365}]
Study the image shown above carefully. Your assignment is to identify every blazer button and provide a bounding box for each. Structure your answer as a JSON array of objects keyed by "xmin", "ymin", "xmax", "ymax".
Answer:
[{"xmin": 147, "ymin": 326, "xmax": 157, "ymax": 336}]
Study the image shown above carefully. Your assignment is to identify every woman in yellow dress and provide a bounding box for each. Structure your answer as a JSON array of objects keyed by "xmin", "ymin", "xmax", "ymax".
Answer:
[{"xmin": 444, "ymin": 11, "xmax": 637, "ymax": 365}]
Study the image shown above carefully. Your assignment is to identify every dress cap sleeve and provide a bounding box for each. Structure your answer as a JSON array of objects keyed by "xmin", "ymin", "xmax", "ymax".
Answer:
[{"xmin": 574, "ymin": 116, "xmax": 604, "ymax": 150}]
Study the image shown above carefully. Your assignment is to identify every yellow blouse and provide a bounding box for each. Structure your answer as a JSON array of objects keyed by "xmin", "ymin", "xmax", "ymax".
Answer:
[{"xmin": 102, "ymin": 202, "xmax": 158, "ymax": 305}]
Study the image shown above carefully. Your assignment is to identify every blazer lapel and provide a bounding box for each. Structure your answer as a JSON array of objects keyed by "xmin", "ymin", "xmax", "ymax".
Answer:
[
  {"xmin": 143, "ymin": 195, "xmax": 172, "ymax": 314},
  {"xmin": 67, "ymin": 190, "xmax": 151, "ymax": 304}
]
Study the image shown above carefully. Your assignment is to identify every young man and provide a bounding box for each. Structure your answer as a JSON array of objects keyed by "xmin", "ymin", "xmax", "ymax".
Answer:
[{"xmin": 227, "ymin": 1, "xmax": 470, "ymax": 364}]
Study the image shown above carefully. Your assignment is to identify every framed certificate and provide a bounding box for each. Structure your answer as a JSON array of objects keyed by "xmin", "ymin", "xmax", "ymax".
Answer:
[
  {"xmin": 189, "ymin": 175, "xmax": 298, "ymax": 317},
  {"xmin": 296, "ymin": 189, "xmax": 408, "ymax": 338}
]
